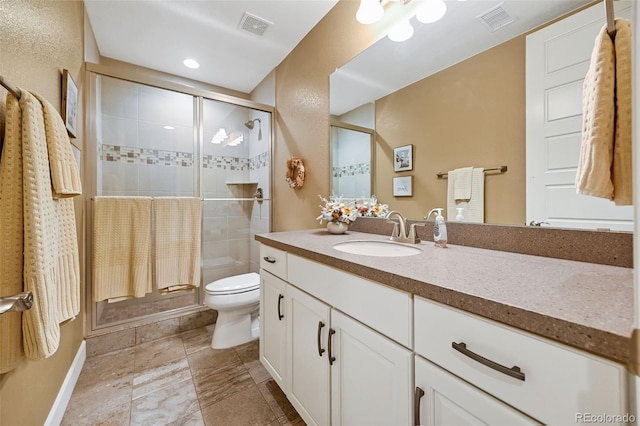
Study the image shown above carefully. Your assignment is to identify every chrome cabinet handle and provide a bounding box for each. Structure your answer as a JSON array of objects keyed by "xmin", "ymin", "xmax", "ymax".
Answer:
[
  {"xmin": 452, "ymin": 341, "xmax": 525, "ymax": 381},
  {"xmin": 414, "ymin": 386, "xmax": 425, "ymax": 426},
  {"xmin": 263, "ymin": 256, "xmax": 276, "ymax": 264},
  {"xmin": 317, "ymin": 321, "xmax": 325, "ymax": 356},
  {"xmin": 277, "ymin": 294, "xmax": 284, "ymax": 320},
  {"xmin": 328, "ymin": 328, "xmax": 336, "ymax": 365}
]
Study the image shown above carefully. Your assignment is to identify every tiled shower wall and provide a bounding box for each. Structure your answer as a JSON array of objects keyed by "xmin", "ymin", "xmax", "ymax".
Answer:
[
  {"xmin": 95, "ymin": 75, "xmax": 270, "ymax": 327},
  {"xmin": 331, "ymin": 126, "xmax": 371, "ymax": 198}
]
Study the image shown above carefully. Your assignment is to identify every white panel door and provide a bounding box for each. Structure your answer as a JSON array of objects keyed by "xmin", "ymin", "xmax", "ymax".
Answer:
[
  {"xmin": 415, "ymin": 356, "xmax": 540, "ymax": 425},
  {"xmin": 526, "ymin": 2, "xmax": 633, "ymax": 231},
  {"xmin": 287, "ymin": 285, "xmax": 331, "ymax": 426},
  {"xmin": 330, "ymin": 310, "xmax": 412, "ymax": 426},
  {"xmin": 259, "ymin": 270, "xmax": 287, "ymax": 391}
]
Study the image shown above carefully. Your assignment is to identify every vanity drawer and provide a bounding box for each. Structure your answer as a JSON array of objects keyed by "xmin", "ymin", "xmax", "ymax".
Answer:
[
  {"xmin": 414, "ymin": 297, "xmax": 627, "ymax": 425},
  {"xmin": 288, "ymin": 254, "xmax": 412, "ymax": 348},
  {"xmin": 260, "ymin": 244, "xmax": 287, "ymax": 280}
]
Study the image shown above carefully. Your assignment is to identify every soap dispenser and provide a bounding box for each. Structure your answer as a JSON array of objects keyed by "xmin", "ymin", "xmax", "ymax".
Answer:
[
  {"xmin": 456, "ymin": 207, "xmax": 464, "ymax": 222},
  {"xmin": 426, "ymin": 208, "xmax": 448, "ymax": 248}
]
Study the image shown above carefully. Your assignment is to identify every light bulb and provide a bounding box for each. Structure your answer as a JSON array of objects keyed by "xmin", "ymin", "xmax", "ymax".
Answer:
[
  {"xmin": 356, "ymin": 0, "xmax": 384, "ymax": 24},
  {"xmin": 388, "ymin": 19, "xmax": 414, "ymax": 42},
  {"xmin": 416, "ymin": 0, "xmax": 447, "ymax": 24},
  {"xmin": 183, "ymin": 58, "xmax": 200, "ymax": 69}
]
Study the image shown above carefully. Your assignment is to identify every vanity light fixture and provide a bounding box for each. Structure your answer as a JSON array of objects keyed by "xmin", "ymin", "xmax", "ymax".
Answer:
[
  {"xmin": 356, "ymin": 0, "xmax": 385, "ymax": 24},
  {"xmin": 211, "ymin": 128, "xmax": 228, "ymax": 144},
  {"xmin": 388, "ymin": 19, "xmax": 414, "ymax": 42},
  {"xmin": 163, "ymin": 125, "xmax": 175, "ymax": 130},
  {"xmin": 183, "ymin": 58, "xmax": 200, "ymax": 69},
  {"xmin": 416, "ymin": 0, "xmax": 447, "ymax": 23}
]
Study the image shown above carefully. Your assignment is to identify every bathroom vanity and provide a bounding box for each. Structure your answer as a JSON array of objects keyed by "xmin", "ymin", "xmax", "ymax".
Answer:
[{"xmin": 257, "ymin": 229, "xmax": 633, "ymax": 425}]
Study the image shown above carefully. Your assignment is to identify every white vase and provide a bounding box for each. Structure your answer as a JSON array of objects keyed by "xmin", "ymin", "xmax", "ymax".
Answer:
[{"xmin": 327, "ymin": 222, "xmax": 348, "ymax": 234}]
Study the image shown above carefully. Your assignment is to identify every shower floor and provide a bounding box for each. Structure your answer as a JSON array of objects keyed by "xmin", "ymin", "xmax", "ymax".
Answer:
[{"xmin": 98, "ymin": 293, "xmax": 197, "ymax": 326}]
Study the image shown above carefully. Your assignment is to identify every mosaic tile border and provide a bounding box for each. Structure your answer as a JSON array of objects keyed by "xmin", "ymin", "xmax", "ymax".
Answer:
[
  {"xmin": 101, "ymin": 144, "xmax": 269, "ymax": 171},
  {"xmin": 332, "ymin": 161, "xmax": 370, "ymax": 178}
]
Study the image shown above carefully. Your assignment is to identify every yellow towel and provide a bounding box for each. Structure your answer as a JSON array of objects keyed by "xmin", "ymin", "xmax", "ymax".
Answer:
[
  {"xmin": 447, "ymin": 168, "xmax": 485, "ymax": 223},
  {"xmin": 0, "ymin": 93, "xmax": 25, "ymax": 372},
  {"xmin": 154, "ymin": 197, "xmax": 202, "ymax": 293},
  {"xmin": 93, "ymin": 197, "xmax": 153, "ymax": 302},
  {"xmin": 576, "ymin": 19, "xmax": 632, "ymax": 205},
  {"xmin": 19, "ymin": 91, "xmax": 81, "ymax": 360},
  {"xmin": 33, "ymin": 93, "xmax": 82, "ymax": 198},
  {"xmin": 611, "ymin": 19, "xmax": 632, "ymax": 206}
]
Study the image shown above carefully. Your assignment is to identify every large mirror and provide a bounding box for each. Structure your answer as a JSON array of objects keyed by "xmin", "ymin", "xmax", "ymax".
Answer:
[{"xmin": 330, "ymin": 0, "xmax": 634, "ymax": 231}]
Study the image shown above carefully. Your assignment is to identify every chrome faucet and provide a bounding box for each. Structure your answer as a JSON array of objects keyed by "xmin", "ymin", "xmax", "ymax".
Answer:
[{"xmin": 386, "ymin": 211, "xmax": 423, "ymax": 244}]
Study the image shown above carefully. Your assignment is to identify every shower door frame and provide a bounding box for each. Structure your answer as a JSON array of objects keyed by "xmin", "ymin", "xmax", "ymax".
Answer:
[{"xmin": 84, "ymin": 61, "xmax": 275, "ymax": 337}]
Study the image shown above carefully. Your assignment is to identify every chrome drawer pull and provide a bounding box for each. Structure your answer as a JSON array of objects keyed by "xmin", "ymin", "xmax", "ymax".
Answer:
[
  {"xmin": 414, "ymin": 386, "xmax": 425, "ymax": 426},
  {"xmin": 317, "ymin": 321, "xmax": 325, "ymax": 356},
  {"xmin": 263, "ymin": 256, "xmax": 276, "ymax": 264},
  {"xmin": 452, "ymin": 341, "xmax": 525, "ymax": 381}
]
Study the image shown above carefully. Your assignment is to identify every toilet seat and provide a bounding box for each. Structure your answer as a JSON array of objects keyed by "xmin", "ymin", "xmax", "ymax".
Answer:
[{"xmin": 206, "ymin": 272, "xmax": 260, "ymax": 295}]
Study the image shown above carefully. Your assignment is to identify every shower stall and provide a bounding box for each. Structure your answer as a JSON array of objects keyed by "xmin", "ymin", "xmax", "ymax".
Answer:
[{"xmin": 87, "ymin": 70, "xmax": 272, "ymax": 334}]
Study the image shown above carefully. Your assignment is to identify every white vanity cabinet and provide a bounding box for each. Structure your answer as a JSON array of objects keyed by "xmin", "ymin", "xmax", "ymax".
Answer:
[
  {"xmin": 259, "ymin": 245, "xmax": 413, "ymax": 426},
  {"xmin": 414, "ymin": 296, "xmax": 628, "ymax": 425},
  {"xmin": 415, "ymin": 355, "xmax": 538, "ymax": 425}
]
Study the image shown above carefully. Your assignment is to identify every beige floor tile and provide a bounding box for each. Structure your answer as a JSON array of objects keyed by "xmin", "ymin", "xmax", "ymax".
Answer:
[
  {"xmin": 201, "ymin": 385, "xmax": 276, "ymax": 426},
  {"xmin": 181, "ymin": 324, "xmax": 215, "ymax": 355},
  {"xmin": 166, "ymin": 409, "xmax": 205, "ymax": 426},
  {"xmin": 192, "ymin": 361, "xmax": 256, "ymax": 409},
  {"xmin": 134, "ymin": 335, "xmax": 186, "ymax": 371},
  {"xmin": 258, "ymin": 380, "xmax": 299, "ymax": 422},
  {"xmin": 246, "ymin": 359, "xmax": 272, "ymax": 384},
  {"xmin": 133, "ymin": 357, "xmax": 192, "ymax": 400},
  {"xmin": 234, "ymin": 339, "xmax": 259, "ymax": 363},
  {"xmin": 187, "ymin": 346, "xmax": 242, "ymax": 378},
  {"xmin": 63, "ymin": 392, "xmax": 132, "ymax": 426},
  {"xmin": 130, "ymin": 378, "xmax": 200, "ymax": 425}
]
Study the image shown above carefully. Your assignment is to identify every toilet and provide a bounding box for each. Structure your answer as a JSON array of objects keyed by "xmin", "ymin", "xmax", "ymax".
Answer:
[{"xmin": 205, "ymin": 272, "xmax": 261, "ymax": 349}]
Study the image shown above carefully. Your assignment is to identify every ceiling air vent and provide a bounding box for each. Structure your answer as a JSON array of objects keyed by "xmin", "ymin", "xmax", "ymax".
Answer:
[
  {"xmin": 477, "ymin": 3, "xmax": 517, "ymax": 32},
  {"xmin": 239, "ymin": 12, "xmax": 273, "ymax": 36}
]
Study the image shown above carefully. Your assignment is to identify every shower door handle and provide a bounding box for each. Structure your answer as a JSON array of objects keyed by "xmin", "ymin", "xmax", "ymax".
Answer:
[
  {"xmin": 0, "ymin": 292, "xmax": 33, "ymax": 314},
  {"xmin": 277, "ymin": 294, "xmax": 284, "ymax": 320}
]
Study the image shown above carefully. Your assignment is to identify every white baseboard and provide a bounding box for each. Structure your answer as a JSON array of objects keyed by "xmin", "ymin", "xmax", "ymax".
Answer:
[{"xmin": 45, "ymin": 340, "xmax": 86, "ymax": 426}]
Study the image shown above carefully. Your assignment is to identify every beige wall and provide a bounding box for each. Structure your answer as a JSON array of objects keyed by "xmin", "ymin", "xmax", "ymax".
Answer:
[
  {"xmin": 0, "ymin": 1, "xmax": 86, "ymax": 425},
  {"xmin": 375, "ymin": 37, "xmax": 527, "ymax": 224}
]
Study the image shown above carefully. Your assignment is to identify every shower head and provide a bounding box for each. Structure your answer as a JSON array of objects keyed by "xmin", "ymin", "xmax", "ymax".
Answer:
[{"xmin": 244, "ymin": 118, "xmax": 262, "ymax": 140}]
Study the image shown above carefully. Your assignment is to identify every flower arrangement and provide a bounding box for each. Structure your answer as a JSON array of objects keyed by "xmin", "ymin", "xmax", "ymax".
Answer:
[
  {"xmin": 316, "ymin": 195, "xmax": 357, "ymax": 225},
  {"xmin": 355, "ymin": 196, "xmax": 389, "ymax": 218},
  {"xmin": 317, "ymin": 195, "xmax": 389, "ymax": 225}
]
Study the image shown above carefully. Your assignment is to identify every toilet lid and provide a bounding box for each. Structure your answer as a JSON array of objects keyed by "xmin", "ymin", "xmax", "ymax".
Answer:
[{"xmin": 206, "ymin": 272, "xmax": 260, "ymax": 295}]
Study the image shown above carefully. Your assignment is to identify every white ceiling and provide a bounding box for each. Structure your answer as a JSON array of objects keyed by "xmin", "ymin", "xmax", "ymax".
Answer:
[{"xmin": 84, "ymin": 0, "xmax": 339, "ymax": 94}]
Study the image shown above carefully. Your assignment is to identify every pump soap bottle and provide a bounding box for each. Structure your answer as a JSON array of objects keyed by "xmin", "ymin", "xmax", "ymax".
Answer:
[{"xmin": 426, "ymin": 208, "xmax": 448, "ymax": 248}]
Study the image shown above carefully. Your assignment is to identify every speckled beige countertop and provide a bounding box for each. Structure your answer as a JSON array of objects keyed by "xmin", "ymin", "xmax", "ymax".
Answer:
[{"xmin": 256, "ymin": 229, "xmax": 634, "ymax": 365}]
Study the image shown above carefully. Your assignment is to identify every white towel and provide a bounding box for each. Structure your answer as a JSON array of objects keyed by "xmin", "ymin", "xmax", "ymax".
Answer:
[
  {"xmin": 450, "ymin": 167, "xmax": 473, "ymax": 201},
  {"xmin": 447, "ymin": 168, "xmax": 484, "ymax": 223},
  {"xmin": 576, "ymin": 19, "xmax": 632, "ymax": 205},
  {"xmin": 154, "ymin": 197, "xmax": 202, "ymax": 293}
]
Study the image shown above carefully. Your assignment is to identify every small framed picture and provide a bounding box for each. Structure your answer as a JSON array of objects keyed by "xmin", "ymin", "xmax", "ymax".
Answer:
[
  {"xmin": 393, "ymin": 144, "xmax": 413, "ymax": 172},
  {"xmin": 62, "ymin": 69, "xmax": 78, "ymax": 138},
  {"xmin": 393, "ymin": 176, "xmax": 413, "ymax": 197}
]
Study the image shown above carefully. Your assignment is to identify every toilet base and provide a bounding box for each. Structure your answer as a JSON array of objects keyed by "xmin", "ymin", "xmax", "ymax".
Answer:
[{"xmin": 211, "ymin": 310, "xmax": 260, "ymax": 349}]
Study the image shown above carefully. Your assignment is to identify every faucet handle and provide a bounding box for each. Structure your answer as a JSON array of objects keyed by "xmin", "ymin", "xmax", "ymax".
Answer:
[
  {"xmin": 386, "ymin": 220, "xmax": 400, "ymax": 238},
  {"xmin": 408, "ymin": 223, "xmax": 425, "ymax": 242}
]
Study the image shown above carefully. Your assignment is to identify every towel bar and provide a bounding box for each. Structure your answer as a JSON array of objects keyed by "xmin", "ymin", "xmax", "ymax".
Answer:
[
  {"xmin": 0, "ymin": 292, "xmax": 33, "ymax": 314},
  {"xmin": 437, "ymin": 166, "xmax": 507, "ymax": 179}
]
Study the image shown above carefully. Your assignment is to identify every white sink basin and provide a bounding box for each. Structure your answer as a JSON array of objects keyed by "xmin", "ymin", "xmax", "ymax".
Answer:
[{"xmin": 332, "ymin": 240, "xmax": 422, "ymax": 257}]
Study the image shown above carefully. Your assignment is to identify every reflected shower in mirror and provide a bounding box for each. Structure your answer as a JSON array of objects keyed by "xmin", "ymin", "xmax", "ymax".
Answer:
[{"xmin": 331, "ymin": 125, "xmax": 373, "ymax": 199}]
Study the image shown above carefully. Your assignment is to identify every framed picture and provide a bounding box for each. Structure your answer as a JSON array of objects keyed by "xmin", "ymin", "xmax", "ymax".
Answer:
[
  {"xmin": 393, "ymin": 144, "xmax": 413, "ymax": 172},
  {"xmin": 62, "ymin": 69, "xmax": 78, "ymax": 138},
  {"xmin": 393, "ymin": 176, "xmax": 413, "ymax": 197}
]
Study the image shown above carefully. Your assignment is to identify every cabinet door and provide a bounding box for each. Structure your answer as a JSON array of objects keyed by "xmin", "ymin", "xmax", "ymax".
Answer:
[
  {"xmin": 287, "ymin": 285, "xmax": 331, "ymax": 426},
  {"xmin": 415, "ymin": 356, "xmax": 539, "ymax": 426},
  {"xmin": 331, "ymin": 310, "xmax": 412, "ymax": 426},
  {"xmin": 259, "ymin": 270, "xmax": 287, "ymax": 390}
]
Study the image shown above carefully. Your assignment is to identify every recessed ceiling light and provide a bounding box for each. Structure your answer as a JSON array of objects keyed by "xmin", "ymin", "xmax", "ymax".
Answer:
[
  {"xmin": 183, "ymin": 58, "xmax": 200, "ymax": 69},
  {"xmin": 163, "ymin": 125, "xmax": 175, "ymax": 130}
]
